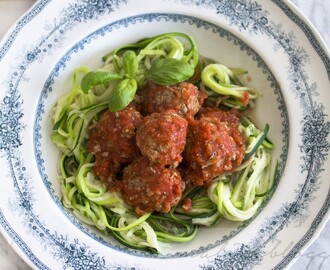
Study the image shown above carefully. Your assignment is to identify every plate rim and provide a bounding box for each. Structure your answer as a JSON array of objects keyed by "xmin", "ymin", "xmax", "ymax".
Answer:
[{"xmin": 0, "ymin": 0, "xmax": 329, "ymax": 269}]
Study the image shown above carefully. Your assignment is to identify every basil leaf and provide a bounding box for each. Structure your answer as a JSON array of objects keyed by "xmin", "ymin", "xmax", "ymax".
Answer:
[
  {"xmin": 146, "ymin": 58, "xmax": 194, "ymax": 85},
  {"xmin": 108, "ymin": 78, "xmax": 137, "ymax": 112},
  {"xmin": 123, "ymin": 50, "xmax": 138, "ymax": 78},
  {"xmin": 81, "ymin": 71, "xmax": 122, "ymax": 93}
]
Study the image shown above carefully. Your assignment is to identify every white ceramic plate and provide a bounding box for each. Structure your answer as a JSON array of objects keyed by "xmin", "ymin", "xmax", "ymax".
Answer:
[{"xmin": 0, "ymin": 0, "xmax": 329, "ymax": 269}]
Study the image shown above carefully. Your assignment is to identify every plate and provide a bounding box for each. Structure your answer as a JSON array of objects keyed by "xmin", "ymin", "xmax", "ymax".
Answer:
[{"xmin": 0, "ymin": 0, "xmax": 329, "ymax": 269}]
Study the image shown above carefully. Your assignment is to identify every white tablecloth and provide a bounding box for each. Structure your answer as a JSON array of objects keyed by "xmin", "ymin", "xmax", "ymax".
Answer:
[{"xmin": 0, "ymin": 0, "xmax": 329, "ymax": 269}]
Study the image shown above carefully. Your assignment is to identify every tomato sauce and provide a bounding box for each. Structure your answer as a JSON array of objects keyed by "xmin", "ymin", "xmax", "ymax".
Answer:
[
  {"xmin": 87, "ymin": 104, "xmax": 142, "ymax": 181},
  {"xmin": 121, "ymin": 157, "xmax": 182, "ymax": 216},
  {"xmin": 87, "ymin": 82, "xmax": 246, "ymax": 215},
  {"xmin": 136, "ymin": 110, "xmax": 188, "ymax": 167}
]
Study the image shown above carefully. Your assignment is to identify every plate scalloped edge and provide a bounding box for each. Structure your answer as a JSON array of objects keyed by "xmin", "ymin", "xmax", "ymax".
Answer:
[{"xmin": 0, "ymin": 0, "xmax": 329, "ymax": 269}]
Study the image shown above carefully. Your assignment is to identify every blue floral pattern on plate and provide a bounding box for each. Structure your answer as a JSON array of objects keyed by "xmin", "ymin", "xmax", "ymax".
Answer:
[{"xmin": 0, "ymin": 0, "xmax": 329, "ymax": 269}]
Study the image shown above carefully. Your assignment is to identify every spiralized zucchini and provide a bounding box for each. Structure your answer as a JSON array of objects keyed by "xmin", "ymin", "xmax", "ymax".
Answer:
[
  {"xmin": 200, "ymin": 63, "xmax": 258, "ymax": 110},
  {"xmin": 51, "ymin": 32, "xmax": 277, "ymax": 253}
]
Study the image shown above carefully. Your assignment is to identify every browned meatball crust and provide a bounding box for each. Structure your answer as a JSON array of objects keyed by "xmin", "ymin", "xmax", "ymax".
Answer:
[
  {"xmin": 136, "ymin": 110, "xmax": 188, "ymax": 167},
  {"xmin": 141, "ymin": 82, "xmax": 207, "ymax": 117},
  {"xmin": 87, "ymin": 104, "xmax": 143, "ymax": 181},
  {"xmin": 183, "ymin": 108, "xmax": 246, "ymax": 186},
  {"xmin": 121, "ymin": 157, "xmax": 183, "ymax": 216}
]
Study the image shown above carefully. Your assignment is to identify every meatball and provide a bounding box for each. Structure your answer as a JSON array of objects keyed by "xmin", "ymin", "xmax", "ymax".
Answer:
[
  {"xmin": 141, "ymin": 81, "xmax": 207, "ymax": 117},
  {"xmin": 87, "ymin": 103, "xmax": 143, "ymax": 181},
  {"xmin": 198, "ymin": 107, "xmax": 242, "ymax": 126},
  {"xmin": 121, "ymin": 157, "xmax": 183, "ymax": 216},
  {"xmin": 183, "ymin": 108, "xmax": 246, "ymax": 186},
  {"xmin": 136, "ymin": 110, "xmax": 188, "ymax": 167}
]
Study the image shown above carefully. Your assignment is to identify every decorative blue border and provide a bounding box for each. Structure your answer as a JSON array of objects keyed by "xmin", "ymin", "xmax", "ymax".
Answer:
[
  {"xmin": 0, "ymin": 209, "xmax": 50, "ymax": 270},
  {"xmin": 0, "ymin": 0, "xmax": 329, "ymax": 269},
  {"xmin": 0, "ymin": 0, "xmax": 52, "ymax": 61},
  {"xmin": 271, "ymin": 0, "xmax": 330, "ymax": 78}
]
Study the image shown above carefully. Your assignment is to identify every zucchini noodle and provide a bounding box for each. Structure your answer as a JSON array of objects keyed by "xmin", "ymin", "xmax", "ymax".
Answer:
[
  {"xmin": 200, "ymin": 63, "xmax": 258, "ymax": 110},
  {"xmin": 51, "ymin": 32, "xmax": 277, "ymax": 253}
]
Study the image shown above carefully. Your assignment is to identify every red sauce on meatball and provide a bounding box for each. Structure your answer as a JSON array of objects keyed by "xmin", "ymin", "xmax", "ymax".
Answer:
[
  {"xmin": 182, "ymin": 197, "xmax": 193, "ymax": 212},
  {"xmin": 136, "ymin": 110, "xmax": 188, "ymax": 167},
  {"xmin": 120, "ymin": 157, "xmax": 183, "ymax": 216},
  {"xmin": 183, "ymin": 108, "xmax": 246, "ymax": 186},
  {"xmin": 87, "ymin": 82, "xmax": 247, "ymax": 216},
  {"xmin": 87, "ymin": 104, "xmax": 142, "ymax": 181},
  {"xmin": 141, "ymin": 81, "xmax": 207, "ymax": 117},
  {"xmin": 198, "ymin": 107, "xmax": 242, "ymax": 125}
]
